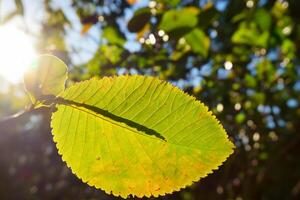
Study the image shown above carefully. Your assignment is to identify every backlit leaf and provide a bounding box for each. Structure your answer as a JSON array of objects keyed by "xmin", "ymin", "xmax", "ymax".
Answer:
[
  {"xmin": 103, "ymin": 26, "xmax": 126, "ymax": 46},
  {"xmin": 51, "ymin": 75, "xmax": 234, "ymax": 198},
  {"xmin": 159, "ymin": 8, "xmax": 199, "ymax": 34},
  {"xmin": 163, "ymin": 0, "xmax": 181, "ymax": 7},
  {"xmin": 232, "ymin": 22, "xmax": 269, "ymax": 47},
  {"xmin": 185, "ymin": 28, "xmax": 210, "ymax": 58},
  {"xmin": 24, "ymin": 55, "xmax": 68, "ymax": 103},
  {"xmin": 254, "ymin": 9, "xmax": 272, "ymax": 31}
]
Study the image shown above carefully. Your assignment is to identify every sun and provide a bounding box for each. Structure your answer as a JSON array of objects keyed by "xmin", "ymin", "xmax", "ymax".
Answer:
[{"xmin": 0, "ymin": 25, "xmax": 36, "ymax": 83}]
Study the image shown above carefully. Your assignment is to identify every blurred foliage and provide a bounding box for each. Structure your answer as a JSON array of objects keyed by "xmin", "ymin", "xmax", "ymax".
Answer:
[{"xmin": 1, "ymin": 0, "xmax": 300, "ymax": 199}]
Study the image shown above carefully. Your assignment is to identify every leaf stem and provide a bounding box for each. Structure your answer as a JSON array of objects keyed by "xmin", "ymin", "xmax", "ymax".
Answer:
[{"xmin": 0, "ymin": 103, "xmax": 46, "ymax": 125}]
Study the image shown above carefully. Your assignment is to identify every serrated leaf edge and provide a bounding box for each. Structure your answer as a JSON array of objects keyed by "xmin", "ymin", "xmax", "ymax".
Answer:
[{"xmin": 50, "ymin": 75, "xmax": 234, "ymax": 198}]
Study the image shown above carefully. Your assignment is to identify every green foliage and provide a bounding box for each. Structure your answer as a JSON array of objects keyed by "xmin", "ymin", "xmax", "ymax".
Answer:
[
  {"xmin": 2, "ymin": 0, "xmax": 300, "ymax": 199},
  {"xmin": 254, "ymin": 9, "xmax": 272, "ymax": 31},
  {"xmin": 231, "ymin": 22, "xmax": 269, "ymax": 47}
]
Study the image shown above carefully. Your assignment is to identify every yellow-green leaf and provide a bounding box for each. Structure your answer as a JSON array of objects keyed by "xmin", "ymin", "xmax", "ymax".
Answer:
[
  {"xmin": 24, "ymin": 54, "xmax": 68, "ymax": 103},
  {"xmin": 159, "ymin": 8, "xmax": 199, "ymax": 33},
  {"xmin": 185, "ymin": 28, "xmax": 210, "ymax": 58},
  {"xmin": 51, "ymin": 75, "xmax": 234, "ymax": 198},
  {"xmin": 103, "ymin": 26, "xmax": 126, "ymax": 46}
]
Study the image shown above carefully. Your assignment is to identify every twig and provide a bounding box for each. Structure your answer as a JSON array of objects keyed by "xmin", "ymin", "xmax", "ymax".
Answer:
[{"xmin": 0, "ymin": 106, "xmax": 47, "ymax": 126}]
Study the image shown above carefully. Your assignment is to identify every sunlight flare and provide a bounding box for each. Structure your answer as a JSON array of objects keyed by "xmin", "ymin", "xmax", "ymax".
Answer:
[{"xmin": 0, "ymin": 25, "xmax": 36, "ymax": 83}]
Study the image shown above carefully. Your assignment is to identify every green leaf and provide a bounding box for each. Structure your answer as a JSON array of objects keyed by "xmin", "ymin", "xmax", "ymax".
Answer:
[
  {"xmin": 102, "ymin": 45, "xmax": 123, "ymax": 64},
  {"xmin": 244, "ymin": 74, "xmax": 257, "ymax": 88},
  {"xmin": 185, "ymin": 28, "xmax": 210, "ymax": 58},
  {"xmin": 24, "ymin": 54, "xmax": 68, "ymax": 103},
  {"xmin": 103, "ymin": 26, "xmax": 126, "ymax": 47},
  {"xmin": 161, "ymin": 0, "xmax": 181, "ymax": 7},
  {"xmin": 232, "ymin": 22, "xmax": 269, "ymax": 47},
  {"xmin": 159, "ymin": 8, "xmax": 199, "ymax": 34},
  {"xmin": 235, "ymin": 112, "xmax": 246, "ymax": 124},
  {"xmin": 254, "ymin": 9, "xmax": 272, "ymax": 31},
  {"xmin": 51, "ymin": 75, "xmax": 234, "ymax": 198}
]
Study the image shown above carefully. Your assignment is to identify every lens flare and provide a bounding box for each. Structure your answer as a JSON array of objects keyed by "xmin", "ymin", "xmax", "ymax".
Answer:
[{"xmin": 0, "ymin": 25, "xmax": 36, "ymax": 83}]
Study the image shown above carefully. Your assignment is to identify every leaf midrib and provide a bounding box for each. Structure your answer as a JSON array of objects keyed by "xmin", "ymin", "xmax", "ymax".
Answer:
[
  {"xmin": 55, "ymin": 97, "xmax": 167, "ymax": 142},
  {"xmin": 56, "ymin": 102, "xmax": 216, "ymax": 156},
  {"xmin": 53, "ymin": 97, "xmax": 232, "ymax": 153}
]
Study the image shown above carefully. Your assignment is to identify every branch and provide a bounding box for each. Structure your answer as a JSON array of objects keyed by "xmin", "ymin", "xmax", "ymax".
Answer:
[{"xmin": 0, "ymin": 106, "xmax": 49, "ymax": 126}]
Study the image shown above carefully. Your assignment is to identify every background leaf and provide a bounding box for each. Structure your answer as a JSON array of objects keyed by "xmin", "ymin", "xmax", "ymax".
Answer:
[
  {"xmin": 127, "ymin": 8, "xmax": 151, "ymax": 33},
  {"xmin": 185, "ymin": 28, "xmax": 210, "ymax": 58},
  {"xmin": 103, "ymin": 26, "xmax": 126, "ymax": 47},
  {"xmin": 159, "ymin": 8, "xmax": 199, "ymax": 36},
  {"xmin": 51, "ymin": 75, "xmax": 234, "ymax": 198}
]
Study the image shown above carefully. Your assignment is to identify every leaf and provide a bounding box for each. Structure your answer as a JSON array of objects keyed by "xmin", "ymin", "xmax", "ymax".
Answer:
[
  {"xmin": 85, "ymin": 45, "xmax": 123, "ymax": 76},
  {"xmin": 254, "ymin": 9, "xmax": 272, "ymax": 31},
  {"xmin": 103, "ymin": 26, "xmax": 126, "ymax": 46},
  {"xmin": 244, "ymin": 74, "xmax": 257, "ymax": 88},
  {"xmin": 24, "ymin": 55, "xmax": 68, "ymax": 103},
  {"xmin": 235, "ymin": 112, "xmax": 246, "ymax": 124},
  {"xmin": 136, "ymin": 23, "xmax": 150, "ymax": 40},
  {"xmin": 159, "ymin": 8, "xmax": 199, "ymax": 34},
  {"xmin": 231, "ymin": 22, "xmax": 269, "ymax": 47},
  {"xmin": 51, "ymin": 75, "xmax": 234, "ymax": 198},
  {"xmin": 185, "ymin": 28, "xmax": 210, "ymax": 58},
  {"xmin": 102, "ymin": 45, "xmax": 123, "ymax": 64},
  {"xmin": 162, "ymin": 0, "xmax": 181, "ymax": 7},
  {"xmin": 128, "ymin": 8, "xmax": 151, "ymax": 33},
  {"xmin": 162, "ymin": 0, "xmax": 180, "ymax": 7}
]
